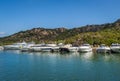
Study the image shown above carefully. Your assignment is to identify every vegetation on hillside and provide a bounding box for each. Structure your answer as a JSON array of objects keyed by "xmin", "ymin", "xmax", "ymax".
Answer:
[
  {"xmin": 0, "ymin": 19, "xmax": 120, "ymax": 46},
  {"xmin": 64, "ymin": 29, "xmax": 120, "ymax": 46}
]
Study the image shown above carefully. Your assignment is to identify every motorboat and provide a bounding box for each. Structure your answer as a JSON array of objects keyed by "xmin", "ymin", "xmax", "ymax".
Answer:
[
  {"xmin": 68, "ymin": 47, "xmax": 78, "ymax": 52},
  {"xmin": 29, "ymin": 44, "xmax": 45, "ymax": 52},
  {"xmin": 59, "ymin": 44, "xmax": 78, "ymax": 52},
  {"xmin": 96, "ymin": 44, "xmax": 110, "ymax": 53},
  {"xmin": 41, "ymin": 44, "xmax": 59, "ymax": 52},
  {"xmin": 0, "ymin": 46, "xmax": 4, "ymax": 50},
  {"xmin": 30, "ymin": 44, "xmax": 60, "ymax": 52},
  {"xmin": 110, "ymin": 43, "xmax": 120, "ymax": 53},
  {"xmin": 20, "ymin": 42, "xmax": 35, "ymax": 52},
  {"xmin": 4, "ymin": 41, "xmax": 27, "ymax": 50},
  {"xmin": 78, "ymin": 44, "xmax": 92, "ymax": 53}
]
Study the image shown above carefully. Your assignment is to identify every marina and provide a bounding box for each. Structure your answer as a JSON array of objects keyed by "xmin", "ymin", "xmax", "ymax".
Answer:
[
  {"xmin": 2, "ymin": 42, "xmax": 120, "ymax": 53},
  {"xmin": 0, "ymin": 0, "xmax": 120, "ymax": 81}
]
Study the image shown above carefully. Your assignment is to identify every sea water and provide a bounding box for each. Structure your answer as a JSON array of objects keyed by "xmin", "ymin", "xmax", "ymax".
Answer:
[{"xmin": 0, "ymin": 50, "xmax": 120, "ymax": 81}]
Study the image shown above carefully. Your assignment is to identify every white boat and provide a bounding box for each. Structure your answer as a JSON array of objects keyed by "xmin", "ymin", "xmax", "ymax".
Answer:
[
  {"xmin": 4, "ymin": 42, "xmax": 27, "ymax": 50},
  {"xmin": 0, "ymin": 46, "xmax": 4, "ymax": 50},
  {"xmin": 59, "ymin": 44, "xmax": 78, "ymax": 52},
  {"xmin": 41, "ymin": 44, "xmax": 59, "ymax": 52},
  {"xmin": 96, "ymin": 44, "xmax": 110, "ymax": 53},
  {"xmin": 20, "ymin": 42, "xmax": 35, "ymax": 52},
  {"xmin": 78, "ymin": 44, "xmax": 92, "ymax": 53},
  {"xmin": 30, "ymin": 44, "xmax": 59, "ymax": 52},
  {"xmin": 68, "ymin": 47, "xmax": 78, "ymax": 52},
  {"xmin": 29, "ymin": 44, "xmax": 45, "ymax": 52},
  {"xmin": 110, "ymin": 43, "xmax": 120, "ymax": 53}
]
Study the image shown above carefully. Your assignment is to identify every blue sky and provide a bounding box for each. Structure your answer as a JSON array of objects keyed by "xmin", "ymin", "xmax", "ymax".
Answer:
[{"xmin": 0, "ymin": 0, "xmax": 120, "ymax": 37}]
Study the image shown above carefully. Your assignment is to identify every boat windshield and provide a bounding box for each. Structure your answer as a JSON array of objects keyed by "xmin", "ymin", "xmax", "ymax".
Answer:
[
  {"xmin": 83, "ymin": 44, "xmax": 90, "ymax": 46},
  {"xmin": 111, "ymin": 44, "xmax": 120, "ymax": 47}
]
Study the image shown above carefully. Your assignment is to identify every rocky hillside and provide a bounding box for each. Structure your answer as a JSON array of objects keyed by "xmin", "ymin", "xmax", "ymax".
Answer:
[
  {"xmin": 0, "ymin": 28, "xmax": 68, "ymax": 44},
  {"xmin": 0, "ymin": 19, "xmax": 120, "ymax": 45}
]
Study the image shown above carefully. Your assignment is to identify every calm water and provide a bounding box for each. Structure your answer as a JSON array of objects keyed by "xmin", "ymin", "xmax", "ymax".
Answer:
[{"xmin": 0, "ymin": 51, "xmax": 120, "ymax": 81}]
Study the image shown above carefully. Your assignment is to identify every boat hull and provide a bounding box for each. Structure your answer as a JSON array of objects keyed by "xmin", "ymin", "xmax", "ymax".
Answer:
[
  {"xmin": 78, "ymin": 49, "xmax": 92, "ymax": 53},
  {"xmin": 111, "ymin": 48, "xmax": 120, "ymax": 53},
  {"xmin": 96, "ymin": 49, "xmax": 110, "ymax": 53}
]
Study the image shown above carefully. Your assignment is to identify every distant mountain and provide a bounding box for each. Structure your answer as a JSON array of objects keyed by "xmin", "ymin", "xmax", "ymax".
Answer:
[{"xmin": 0, "ymin": 19, "xmax": 120, "ymax": 45}]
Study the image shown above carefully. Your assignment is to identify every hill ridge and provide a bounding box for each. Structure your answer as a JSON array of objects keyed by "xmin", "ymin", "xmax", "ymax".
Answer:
[{"xmin": 0, "ymin": 19, "xmax": 120, "ymax": 45}]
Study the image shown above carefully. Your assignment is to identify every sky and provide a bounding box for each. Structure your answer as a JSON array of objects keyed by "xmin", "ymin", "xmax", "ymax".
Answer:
[{"xmin": 0, "ymin": 0, "xmax": 120, "ymax": 37}]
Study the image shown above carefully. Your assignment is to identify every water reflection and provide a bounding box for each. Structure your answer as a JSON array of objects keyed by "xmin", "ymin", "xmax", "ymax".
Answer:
[
  {"xmin": 1, "ymin": 50, "xmax": 120, "ymax": 62},
  {"xmin": 2, "ymin": 50, "xmax": 21, "ymax": 54},
  {"xmin": 80, "ymin": 52, "xmax": 94, "ymax": 60},
  {"xmin": 104, "ymin": 54, "xmax": 113, "ymax": 62},
  {"xmin": 1, "ymin": 50, "xmax": 120, "ymax": 81},
  {"xmin": 102, "ymin": 54, "xmax": 120, "ymax": 63}
]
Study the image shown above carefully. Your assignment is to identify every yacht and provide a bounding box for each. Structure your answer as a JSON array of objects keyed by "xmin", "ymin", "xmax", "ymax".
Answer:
[
  {"xmin": 4, "ymin": 42, "xmax": 27, "ymax": 50},
  {"xmin": 20, "ymin": 42, "xmax": 35, "ymax": 52},
  {"xmin": 30, "ymin": 44, "xmax": 60, "ymax": 52},
  {"xmin": 96, "ymin": 44, "xmax": 110, "ymax": 53},
  {"xmin": 0, "ymin": 46, "xmax": 4, "ymax": 50},
  {"xmin": 110, "ymin": 43, "xmax": 120, "ymax": 53},
  {"xmin": 41, "ymin": 44, "xmax": 60, "ymax": 52},
  {"xmin": 29, "ymin": 44, "xmax": 45, "ymax": 52},
  {"xmin": 78, "ymin": 44, "xmax": 92, "ymax": 53},
  {"xmin": 59, "ymin": 44, "xmax": 78, "ymax": 52},
  {"xmin": 68, "ymin": 47, "xmax": 78, "ymax": 52}
]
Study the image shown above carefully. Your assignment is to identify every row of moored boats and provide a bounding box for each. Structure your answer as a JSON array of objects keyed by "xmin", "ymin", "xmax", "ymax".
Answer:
[{"xmin": 0, "ymin": 42, "xmax": 120, "ymax": 53}]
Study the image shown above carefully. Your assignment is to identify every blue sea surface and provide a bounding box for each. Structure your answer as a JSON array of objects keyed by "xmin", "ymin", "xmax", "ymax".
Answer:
[{"xmin": 0, "ymin": 50, "xmax": 120, "ymax": 81}]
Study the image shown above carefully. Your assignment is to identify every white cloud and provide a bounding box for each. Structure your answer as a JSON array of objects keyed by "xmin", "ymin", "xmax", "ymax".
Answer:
[{"xmin": 0, "ymin": 32, "xmax": 6, "ymax": 35}]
